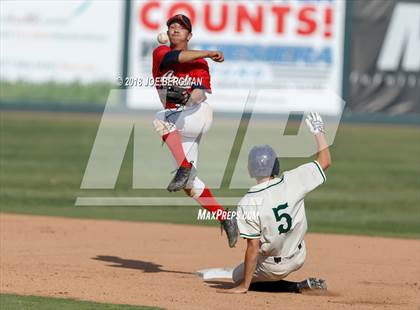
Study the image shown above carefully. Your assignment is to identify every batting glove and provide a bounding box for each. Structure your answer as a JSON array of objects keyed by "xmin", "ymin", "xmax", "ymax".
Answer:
[{"xmin": 305, "ymin": 112, "xmax": 325, "ymax": 134}]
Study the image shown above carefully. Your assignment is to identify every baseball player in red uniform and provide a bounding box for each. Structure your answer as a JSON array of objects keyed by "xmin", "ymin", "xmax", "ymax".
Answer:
[{"xmin": 152, "ymin": 14, "xmax": 238, "ymax": 247}]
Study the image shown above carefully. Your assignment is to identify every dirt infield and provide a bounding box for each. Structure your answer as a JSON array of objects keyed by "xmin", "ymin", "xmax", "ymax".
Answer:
[{"xmin": 1, "ymin": 214, "xmax": 419, "ymax": 310}]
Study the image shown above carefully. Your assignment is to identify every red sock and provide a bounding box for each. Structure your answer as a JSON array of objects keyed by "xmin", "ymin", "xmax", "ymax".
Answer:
[
  {"xmin": 196, "ymin": 187, "xmax": 227, "ymax": 221},
  {"xmin": 162, "ymin": 131, "xmax": 191, "ymax": 168}
]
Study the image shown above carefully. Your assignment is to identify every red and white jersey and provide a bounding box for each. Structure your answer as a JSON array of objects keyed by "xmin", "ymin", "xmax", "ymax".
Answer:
[{"xmin": 152, "ymin": 45, "xmax": 211, "ymax": 108}]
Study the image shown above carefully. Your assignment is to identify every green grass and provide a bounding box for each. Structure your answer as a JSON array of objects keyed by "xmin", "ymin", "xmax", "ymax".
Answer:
[
  {"xmin": 0, "ymin": 294, "xmax": 161, "ymax": 310},
  {"xmin": 0, "ymin": 111, "xmax": 419, "ymax": 238},
  {"xmin": 0, "ymin": 81, "xmax": 114, "ymax": 105}
]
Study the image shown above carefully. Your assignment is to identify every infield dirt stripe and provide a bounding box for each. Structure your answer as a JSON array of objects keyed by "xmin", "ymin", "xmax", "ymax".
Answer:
[{"xmin": 1, "ymin": 214, "xmax": 419, "ymax": 310}]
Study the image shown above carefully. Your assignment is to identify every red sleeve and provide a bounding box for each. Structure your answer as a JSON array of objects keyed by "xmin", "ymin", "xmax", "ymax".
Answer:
[
  {"xmin": 192, "ymin": 59, "xmax": 212, "ymax": 93},
  {"xmin": 152, "ymin": 45, "xmax": 171, "ymax": 78}
]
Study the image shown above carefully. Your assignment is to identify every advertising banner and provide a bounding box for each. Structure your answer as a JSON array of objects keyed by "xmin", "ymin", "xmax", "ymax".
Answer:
[
  {"xmin": 127, "ymin": 0, "xmax": 347, "ymax": 114},
  {"xmin": 0, "ymin": 0, "xmax": 123, "ymax": 83},
  {"xmin": 349, "ymin": 0, "xmax": 419, "ymax": 114}
]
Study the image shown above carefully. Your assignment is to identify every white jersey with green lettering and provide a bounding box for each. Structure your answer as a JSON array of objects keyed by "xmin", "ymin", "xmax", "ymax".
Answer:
[{"xmin": 237, "ymin": 161, "xmax": 326, "ymax": 258}]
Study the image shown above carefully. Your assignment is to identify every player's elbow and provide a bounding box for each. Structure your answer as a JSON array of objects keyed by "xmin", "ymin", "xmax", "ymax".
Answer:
[
  {"xmin": 319, "ymin": 157, "xmax": 332, "ymax": 170},
  {"xmin": 316, "ymin": 154, "xmax": 331, "ymax": 171},
  {"xmin": 317, "ymin": 149, "xmax": 332, "ymax": 171}
]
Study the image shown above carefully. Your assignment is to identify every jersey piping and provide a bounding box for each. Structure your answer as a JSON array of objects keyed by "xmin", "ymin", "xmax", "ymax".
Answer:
[
  {"xmin": 247, "ymin": 176, "xmax": 284, "ymax": 194},
  {"xmin": 312, "ymin": 161, "xmax": 326, "ymax": 183}
]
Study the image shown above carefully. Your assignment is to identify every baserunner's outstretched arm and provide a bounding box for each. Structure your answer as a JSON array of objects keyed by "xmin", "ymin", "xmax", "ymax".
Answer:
[{"xmin": 305, "ymin": 112, "xmax": 332, "ymax": 170}]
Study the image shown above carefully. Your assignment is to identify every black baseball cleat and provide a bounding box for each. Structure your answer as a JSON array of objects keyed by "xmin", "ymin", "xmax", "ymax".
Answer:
[
  {"xmin": 297, "ymin": 278, "xmax": 327, "ymax": 292},
  {"xmin": 167, "ymin": 163, "xmax": 196, "ymax": 192},
  {"xmin": 221, "ymin": 215, "xmax": 239, "ymax": 248}
]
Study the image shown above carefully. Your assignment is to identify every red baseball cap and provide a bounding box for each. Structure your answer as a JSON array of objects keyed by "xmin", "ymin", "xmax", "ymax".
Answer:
[{"xmin": 166, "ymin": 14, "xmax": 192, "ymax": 32}]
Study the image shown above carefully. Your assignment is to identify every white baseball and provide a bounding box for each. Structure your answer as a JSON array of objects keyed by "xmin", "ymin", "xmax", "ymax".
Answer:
[{"xmin": 157, "ymin": 32, "xmax": 169, "ymax": 44}]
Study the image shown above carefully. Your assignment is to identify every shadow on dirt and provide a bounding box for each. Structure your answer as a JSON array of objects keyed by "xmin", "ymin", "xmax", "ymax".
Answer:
[
  {"xmin": 205, "ymin": 280, "xmax": 334, "ymax": 295},
  {"xmin": 92, "ymin": 255, "xmax": 194, "ymax": 275},
  {"xmin": 204, "ymin": 280, "xmax": 234, "ymax": 289}
]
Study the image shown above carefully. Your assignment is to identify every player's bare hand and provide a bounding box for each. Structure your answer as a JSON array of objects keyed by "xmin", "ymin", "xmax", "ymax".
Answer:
[
  {"xmin": 208, "ymin": 51, "xmax": 224, "ymax": 62},
  {"xmin": 216, "ymin": 285, "xmax": 248, "ymax": 294}
]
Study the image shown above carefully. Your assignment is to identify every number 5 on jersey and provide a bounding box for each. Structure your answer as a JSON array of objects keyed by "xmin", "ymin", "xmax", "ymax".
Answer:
[{"xmin": 272, "ymin": 203, "xmax": 292, "ymax": 234}]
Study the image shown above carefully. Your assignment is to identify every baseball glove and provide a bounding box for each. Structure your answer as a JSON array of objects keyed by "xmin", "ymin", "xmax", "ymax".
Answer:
[{"xmin": 165, "ymin": 86, "xmax": 190, "ymax": 106}]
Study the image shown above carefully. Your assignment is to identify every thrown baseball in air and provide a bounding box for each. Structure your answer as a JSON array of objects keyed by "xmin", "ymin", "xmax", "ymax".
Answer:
[{"xmin": 157, "ymin": 32, "xmax": 169, "ymax": 44}]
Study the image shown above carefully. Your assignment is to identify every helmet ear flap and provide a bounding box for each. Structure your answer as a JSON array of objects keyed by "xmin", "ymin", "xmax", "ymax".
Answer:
[{"xmin": 271, "ymin": 158, "xmax": 280, "ymax": 177}]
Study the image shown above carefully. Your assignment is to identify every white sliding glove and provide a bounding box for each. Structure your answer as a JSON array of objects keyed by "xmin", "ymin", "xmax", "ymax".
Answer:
[{"xmin": 305, "ymin": 112, "xmax": 325, "ymax": 134}]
